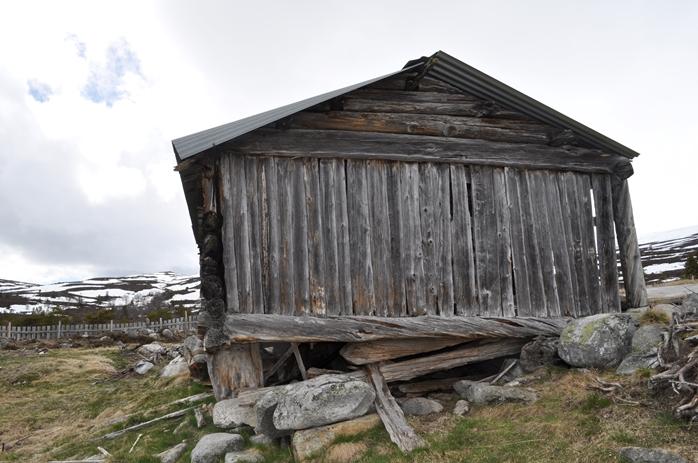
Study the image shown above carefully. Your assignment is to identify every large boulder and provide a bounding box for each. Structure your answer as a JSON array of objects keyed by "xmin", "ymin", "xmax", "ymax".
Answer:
[
  {"xmin": 155, "ymin": 442, "xmax": 187, "ymax": 463},
  {"xmin": 292, "ymin": 414, "xmax": 380, "ymax": 462},
  {"xmin": 213, "ymin": 398, "xmax": 257, "ymax": 429},
  {"xmin": 273, "ymin": 375, "xmax": 375, "ymax": 431},
  {"xmin": 138, "ymin": 342, "xmax": 167, "ymax": 357},
  {"xmin": 191, "ymin": 433, "xmax": 244, "ymax": 463},
  {"xmin": 134, "ymin": 360, "xmax": 154, "ymax": 375},
  {"xmin": 558, "ymin": 314, "xmax": 636, "ymax": 368},
  {"xmin": 454, "ymin": 380, "xmax": 538, "ymax": 404},
  {"xmin": 519, "ymin": 336, "xmax": 562, "ymax": 372},
  {"xmin": 224, "ymin": 449, "xmax": 264, "ymax": 463},
  {"xmin": 399, "ymin": 398, "xmax": 443, "ymax": 416},
  {"xmin": 617, "ymin": 324, "xmax": 666, "ymax": 375},
  {"xmin": 619, "ymin": 447, "xmax": 687, "ymax": 463},
  {"xmin": 682, "ymin": 293, "xmax": 698, "ymax": 314},
  {"xmin": 254, "ymin": 389, "xmax": 287, "ymax": 437}
]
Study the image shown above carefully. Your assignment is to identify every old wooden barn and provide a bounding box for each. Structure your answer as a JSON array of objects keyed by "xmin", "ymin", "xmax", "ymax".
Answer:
[{"xmin": 172, "ymin": 51, "xmax": 647, "ymax": 401}]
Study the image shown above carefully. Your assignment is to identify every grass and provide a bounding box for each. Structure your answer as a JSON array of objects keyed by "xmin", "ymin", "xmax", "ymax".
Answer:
[
  {"xmin": 1, "ymin": 348, "xmax": 696, "ymax": 463},
  {"xmin": 639, "ymin": 308, "xmax": 671, "ymax": 325}
]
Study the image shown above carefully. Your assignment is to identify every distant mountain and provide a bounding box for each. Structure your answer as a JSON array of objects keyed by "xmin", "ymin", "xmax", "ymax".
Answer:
[
  {"xmin": 0, "ymin": 272, "xmax": 199, "ymax": 314},
  {"xmin": 639, "ymin": 225, "xmax": 698, "ymax": 283}
]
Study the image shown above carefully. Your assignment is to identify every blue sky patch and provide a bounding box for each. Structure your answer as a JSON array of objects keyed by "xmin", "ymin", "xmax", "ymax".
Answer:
[
  {"xmin": 27, "ymin": 79, "xmax": 53, "ymax": 103},
  {"xmin": 81, "ymin": 39, "xmax": 142, "ymax": 106}
]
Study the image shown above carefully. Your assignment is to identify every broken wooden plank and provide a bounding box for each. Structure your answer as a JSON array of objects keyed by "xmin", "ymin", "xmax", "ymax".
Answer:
[
  {"xmin": 218, "ymin": 314, "xmax": 569, "ymax": 344},
  {"xmin": 102, "ymin": 408, "xmax": 193, "ymax": 439},
  {"xmin": 340, "ymin": 336, "xmax": 465, "ymax": 365},
  {"xmin": 367, "ymin": 364, "xmax": 426, "ymax": 453}
]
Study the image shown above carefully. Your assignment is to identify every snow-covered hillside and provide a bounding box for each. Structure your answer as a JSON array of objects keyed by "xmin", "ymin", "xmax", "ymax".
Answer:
[
  {"xmin": 0, "ymin": 272, "xmax": 199, "ymax": 314},
  {"xmin": 640, "ymin": 225, "xmax": 698, "ymax": 283}
]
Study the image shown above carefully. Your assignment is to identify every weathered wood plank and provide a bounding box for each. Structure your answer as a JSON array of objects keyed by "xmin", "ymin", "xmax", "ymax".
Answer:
[
  {"xmin": 612, "ymin": 178, "xmax": 647, "ymax": 308},
  {"xmin": 258, "ymin": 157, "xmax": 271, "ymax": 314},
  {"xmin": 319, "ymin": 160, "xmax": 340, "ymax": 316},
  {"xmin": 367, "ymin": 364, "xmax": 426, "ymax": 453},
  {"xmin": 517, "ymin": 169, "xmax": 546, "ymax": 315},
  {"xmin": 335, "ymin": 160, "xmax": 353, "ymax": 315},
  {"xmin": 399, "ymin": 163, "xmax": 427, "ymax": 315},
  {"xmin": 471, "ymin": 166, "xmax": 501, "ymax": 316},
  {"xmin": 304, "ymin": 158, "xmax": 326, "ymax": 315},
  {"xmin": 505, "ymin": 168, "xmax": 532, "ymax": 316},
  {"xmin": 219, "ymin": 155, "xmax": 240, "ymax": 312},
  {"xmin": 291, "ymin": 161, "xmax": 310, "ymax": 315},
  {"xmin": 437, "ymin": 163, "xmax": 454, "ymax": 316},
  {"xmin": 576, "ymin": 174, "xmax": 601, "ymax": 315},
  {"xmin": 545, "ymin": 172, "xmax": 576, "ymax": 317},
  {"xmin": 231, "ymin": 156, "xmax": 253, "ymax": 313},
  {"xmin": 592, "ymin": 174, "xmax": 621, "ymax": 312},
  {"xmin": 341, "ymin": 337, "xmax": 465, "ymax": 365},
  {"xmin": 419, "ymin": 163, "xmax": 439, "ymax": 315},
  {"xmin": 245, "ymin": 156, "xmax": 265, "ymax": 314},
  {"xmin": 557, "ymin": 172, "xmax": 582, "ymax": 317},
  {"xmin": 227, "ymin": 129, "xmax": 625, "ymax": 175},
  {"xmin": 220, "ymin": 314, "xmax": 569, "ymax": 344},
  {"xmin": 367, "ymin": 161, "xmax": 391, "ymax": 317},
  {"xmin": 449, "ymin": 165, "xmax": 478, "ymax": 315},
  {"xmin": 386, "ymin": 162, "xmax": 407, "ymax": 317},
  {"xmin": 276, "ymin": 159, "xmax": 295, "ymax": 315},
  {"xmin": 493, "ymin": 167, "xmax": 515, "ymax": 316},
  {"xmin": 288, "ymin": 110, "xmax": 551, "ymax": 145},
  {"xmin": 527, "ymin": 170, "xmax": 560, "ymax": 317},
  {"xmin": 263, "ymin": 157, "xmax": 281, "ymax": 314},
  {"xmin": 347, "ymin": 160, "xmax": 375, "ymax": 315}
]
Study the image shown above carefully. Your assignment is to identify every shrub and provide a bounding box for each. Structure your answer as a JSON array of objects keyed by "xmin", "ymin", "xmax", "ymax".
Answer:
[{"xmin": 685, "ymin": 252, "xmax": 698, "ymax": 279}]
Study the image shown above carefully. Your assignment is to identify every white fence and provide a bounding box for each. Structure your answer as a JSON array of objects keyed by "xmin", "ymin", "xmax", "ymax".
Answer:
[{"xmin": 0, "ymin": 313, "xmax": 196, "ymax": 340}]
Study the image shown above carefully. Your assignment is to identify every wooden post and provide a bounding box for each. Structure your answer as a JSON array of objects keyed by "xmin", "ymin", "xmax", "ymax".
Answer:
[
  {"xmin": 5, "ymin": 322, "xmax": 9, "ymax": 339},
  {"xmin": 611, "ymin": 178, "xmax": 647, "ymax": 308},
  {"xmin": 207, "ymin": 344, "xmax": 264, "ymax": 400},
  {"xmin": 57, "ymin": 320, "xmax": 62, "ymax": 339},
  {"xmin": 110, "ymin": 320, "xmax": 114, "ymax": 332}
]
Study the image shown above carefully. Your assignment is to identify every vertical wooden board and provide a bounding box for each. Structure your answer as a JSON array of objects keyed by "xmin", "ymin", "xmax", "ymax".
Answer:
[
  {"xmin": 559, "ymin": 172, "xmax": 585, "ymax": 316},
  {"xmin": 319, "ymin": 159, "xmax": 340, "ymax": 315},
  {"xmin": 504, "ymin": 168, "xmax": 532, "ymax": 316},
  {"xmin": 526, "ymin": 170, "xmax": 560, "ymax": 317},
  {"xmin": 576, "ymin": 174, "xmax": 601, "ymax": 315},
  {"xmin": 291, "ymin": 160, "xmax": 311, "ymax": 315},
  {"xmin": 230, "ymin": 155, "xmax": 253, "ymax": 313},
  {"xmin": 335, "ymin": 160, "xmax": 353, "ymax": 315},
  {"xmin": 347, "ymin": 159, "xmax": 375, "ymax": 315},
  {"xmin": 471, "ymin": 165, "xmax": 502, "ymax": 316},
  {"xmin": 437, "ymin": 163, "xmax": 455, "ymax": 316},
  {"xmin": 517, "ymin": 170, "xmax": 546, "ymax": 314},
  {"xmin": 305, "ymin": 158, "xmax": 327, "ymax": 315},
  {"xmin": 493, "ymin": 167, "xmax": 514, "ymax": 316},
  {"xmin": 276, "ymin": 158, "xmax": 295, "ymax": 315},
  {"xmin": 545, "ymin": 172, "xmax": 576, "ymax": 317},
  {"xmin": 219, "ymin": 155, "xmax": 240, "ymax": 312},
  {"xmin": 263, "ymin": 157, "xmax": 281, "ymax": 314},
  {"xmin": 244, "ymin": 156, "xmax": 265, "ymax": 314},
  {"xmin": 399, "ymin": 163, "xmax": 427, "ymax": 315},
  {"xmin": 367, "ymin": 161, "xmax": 391, "ymax": 317},
  {"xmin": 419, "ymin": 163, "xmax": 439, "ymax": 314},
  {"xmin": 592, "ymin": 174, "xmax": 621, "ymax": 313},
  {"xmin": 449, "ymin": 164, "xmax": 478, "ymax": 315},
  {"xmin": 387, "ymin": 162, "xmax": 407, "ymax": 316}
]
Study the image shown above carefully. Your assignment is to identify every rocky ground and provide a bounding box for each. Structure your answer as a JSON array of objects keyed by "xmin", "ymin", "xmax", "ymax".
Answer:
[{"xmin": 1, "ymin": 295, "xmax": 697, "ymax": 462}]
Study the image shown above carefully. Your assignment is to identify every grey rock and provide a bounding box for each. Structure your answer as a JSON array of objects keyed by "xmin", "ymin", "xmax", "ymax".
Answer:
[
  {"xmin": 213, "ymin": 398, "xmax": 257, "ymax": 429},
  {"xmin": 682, "ymin": 293, "xmax": 698, "ymax": 314},
  {"xmin": 495, "ymin": 358, "xmax": 525, "ymax": 383},
  {"xmin": 254, "ymin": 389, "xmax": 287, "ymax": 437},
  {"xmin": 454, "ymin": 380, "xmax": 538, "ymax": 404},
  {"xmin": 225, "ymin": 449, "xmax": 264, "ymax": 463},
  {"xmin": 619, "ymin": 446, "xmax": 687, "ymax": 463},
  {"xmin": 617, "ymin": 324, "xmax": 666, "ymax": 375},
  {"xmin": 173, "ymin": 419, "xmax": 187, "ymax": 435},
  {"xmin": 195, "ymin": 407, "xmax": 206, "ymax": 428},
  {"xmin": 134, "ymin": 360, "xmax": 154, "ymax": 375},
  {"xmin": 160, "ymin": 356, "xmax": 189, "ymax": 378},
  {"xmin": 191, "ymin": 433, "xmax": 244, "ymax": 463},
  {"xmin": 519, "ymin": 336, "xmax": 561, "ymax": 373},
  {"xmin": 156, "ymin": 442, "xmax": 187, "ymax": 463},
  {"xmin": 249, "ymin": 433, "xmax": 273, "ymax": 445},
  {"xmin": 161, "ymin": 328, "xmax": 175, "ymax": 340},
  {"xmin": 273, "ymin": 374, "xmax": 375, "ymax": 431},
  {"xmin": 453, "ymin": 400, "xmax": 470, "ymax": 416},
  {"xmin": 400, "ymin": 397, "xmax": 443, "ymax": 416},
  {"xmin": 138, "ymin": 342, "xmax": 167, "ymax": 357},
  {"xmin": 558, "ymin": 314, "xmax": 636, "ymax": 368},
  {"xmin": 99, "ymin": 336, "xmax": 112, "ymax": 342}
]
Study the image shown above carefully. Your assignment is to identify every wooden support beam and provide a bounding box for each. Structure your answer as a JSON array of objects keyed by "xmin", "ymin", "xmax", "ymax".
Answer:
[
  {"xmin": 207, "ymin": 344, "xmax": 264, "ymax": 400},
  {"xmin": 612, "ymin": 178, "xmax": 648, "ymax": 308},
  {"xmin": 367, "ymin": 364, "xmax": 425, "ymax": 453},
  {"xmin": 340, "ymin": 337, "xmax": 464, "ymax": 365},
  {"xmin": 216, "ymin": 314, "xmax": 568, "ymax": 346},
  {"xmin": 291, "ymin": 343, "xmax": 308, "ymax": 380}
]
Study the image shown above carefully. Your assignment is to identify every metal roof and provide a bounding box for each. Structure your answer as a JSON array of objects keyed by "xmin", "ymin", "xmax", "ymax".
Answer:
[{"xmin": 172, "ymin": 51, "xmax": 638, "ymax": 162}]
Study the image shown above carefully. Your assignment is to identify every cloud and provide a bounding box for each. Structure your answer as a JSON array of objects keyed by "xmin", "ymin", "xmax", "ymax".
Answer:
[
  {"xmin": 65, "ymin": 33, "xmax": 86, "ymax": 58},
  {"xmin": 27, "ymin": 79, "xmax": 52, "ymax": 102},
  {"xmin": 81, "ymin": 39, "xmax": 142, "ymax": 106}
]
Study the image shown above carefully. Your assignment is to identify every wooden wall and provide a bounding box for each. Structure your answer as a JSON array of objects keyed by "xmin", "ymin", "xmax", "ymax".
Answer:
[{"xmin": 218, "ymin": 154, "xmax": 620, "ymax": 317}]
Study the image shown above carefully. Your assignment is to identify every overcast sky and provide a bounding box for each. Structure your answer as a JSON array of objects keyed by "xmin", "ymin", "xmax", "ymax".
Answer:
[{"xmin": 1, "ymin": 1, "xmax": 696, "ymax": 283}]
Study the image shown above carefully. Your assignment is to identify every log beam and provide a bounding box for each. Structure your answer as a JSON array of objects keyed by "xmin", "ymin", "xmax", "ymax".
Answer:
[
  {"xmin": 207, "ymin": 344, "xmax": 264, "ymax": 400},
  {"xmin": 612, "ymin": 178, "xmax": 647, "ymax": 308}
]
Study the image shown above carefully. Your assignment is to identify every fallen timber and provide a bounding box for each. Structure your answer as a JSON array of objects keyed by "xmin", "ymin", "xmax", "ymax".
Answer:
[{"xmin": 217, "ymin": 314, "xmax": 569, "ymax": 345}]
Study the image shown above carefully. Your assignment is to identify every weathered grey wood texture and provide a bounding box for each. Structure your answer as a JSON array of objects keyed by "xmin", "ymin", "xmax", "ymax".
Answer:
[{"xmin": 215, "ymin": 71, "xmax": 637, "ymax": 317}]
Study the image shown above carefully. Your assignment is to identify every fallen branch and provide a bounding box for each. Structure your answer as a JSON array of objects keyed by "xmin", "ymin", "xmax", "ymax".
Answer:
[
  {"xmin": 102, "ymin": 408, "xmax": 193, "ymax": 440},
  {"xmin": 128, "ymin": 433, "xmax": 143, "ymax": 454}
]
